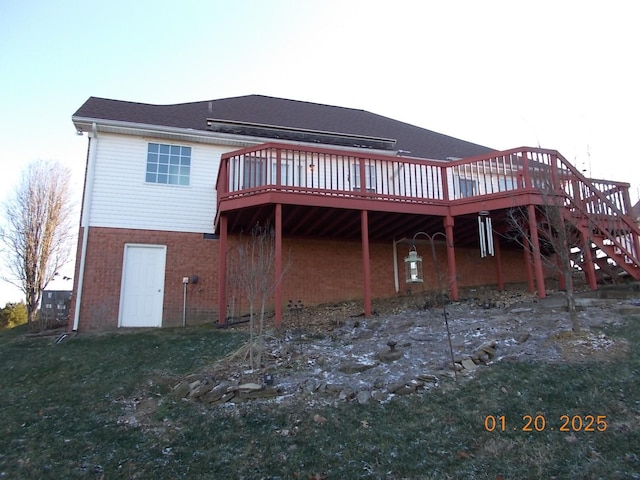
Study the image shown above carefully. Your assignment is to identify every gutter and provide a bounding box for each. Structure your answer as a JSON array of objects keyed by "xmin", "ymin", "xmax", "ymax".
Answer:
[
  {"xmin": 71, "ymin": 117, "xmax": 401, "ymax": 157},
  {"xmin": 72, "ymin": 122, "xmax": 98, "ymax": 331}
]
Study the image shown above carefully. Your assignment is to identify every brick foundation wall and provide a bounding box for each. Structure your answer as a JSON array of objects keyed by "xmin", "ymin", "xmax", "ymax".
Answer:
[
  {"xmin": 70, "ymin": 227, "xmax": 220, "ymax": 331},
  {"xmin": 70, "ymin": 228, "xmax": 534, "ymax": 331}
]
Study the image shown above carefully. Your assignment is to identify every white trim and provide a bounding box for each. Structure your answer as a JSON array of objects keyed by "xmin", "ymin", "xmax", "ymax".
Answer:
[
  {"xmin": 71, "ymin": 117, "xmax": 403, "ymax": 157},
  {"xmin": 72, "ymin": 123, "xmax": 98, "ymax": 331}
]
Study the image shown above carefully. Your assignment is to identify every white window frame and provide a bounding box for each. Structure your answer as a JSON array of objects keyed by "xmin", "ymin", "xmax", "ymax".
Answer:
[
  {"xmin": 145, "ymin": 142, "xmax": 191, "ymax": 186},
  {"xmin": 458, "ymin": 177, "xmax": 477, "ymax": 198},
  {"xmin": 352, "ymin": 164, "xmax": 377, "ymax": 192}
]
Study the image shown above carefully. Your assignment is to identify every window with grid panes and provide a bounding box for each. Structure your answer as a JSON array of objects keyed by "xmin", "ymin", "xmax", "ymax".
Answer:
[{"xmin": 145, "ymin": 143, "xmax": 191, "ymax": 185}]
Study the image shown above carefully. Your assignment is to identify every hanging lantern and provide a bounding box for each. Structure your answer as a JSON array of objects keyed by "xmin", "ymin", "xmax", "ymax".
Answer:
[{"xmin": 404, "ymin": 246, "xmax": 423, "ymax": 283}]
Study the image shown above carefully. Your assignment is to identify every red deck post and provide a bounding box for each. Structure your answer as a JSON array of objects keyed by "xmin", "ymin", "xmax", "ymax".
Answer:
[
  {"xmin": 361, "ymin": 210, "xmax": 372, "ymax": 316},
  {"xmin": 527, "ymin": 204, "xmax": 546, "ymax": 298},
  {"xmin": 274, "ymin": 203, "xmax": 283, "ymax": 325},
  {"xmin": 494, "ymin": 231, "xmax": 504, "ymax": 291},
  {"xmin": 444, "ymin": 215, "xmax": 459, "ymax": 301},
  {"xmin": 524, "ymin": 241, "xmax": 535, "ymax": 293},
  {"xmin": 623, "ymin": 188, "xmax": 640, "ymax": 260},
  {"xmin": 217, "ymin": 214, "xmax": 228, "ymax": 324}
]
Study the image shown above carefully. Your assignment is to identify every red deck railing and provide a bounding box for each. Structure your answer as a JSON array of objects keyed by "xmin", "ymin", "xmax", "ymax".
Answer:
[
  {"xmin": 216, "ymin": 142, "xmax": 640, "ymax": 278},
  {"xmin": 217, "ymin": 143, "xmax": 631, "ymax": 209}
]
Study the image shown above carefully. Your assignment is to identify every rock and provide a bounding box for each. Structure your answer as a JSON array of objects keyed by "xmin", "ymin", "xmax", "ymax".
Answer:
[
  {"xmin": 416, "ymin": 374, "xmax": 438, "ymax": 383},
  {"xmin": 188, "ymin": 383, "xmax": 212, "ymax": 400},
  {"xmin": 338, "ymin": 361, "xmax": 377, "ymax": 374},
  {"xmin": 378, "ymin": 350, "xmax": 403, "ymax": 363},
  {"xmin": 480, "ymin": 346, "xmax": 496, "ymax": 357},
  {"xmin": 409, "ymin": 331, "xmax": 432, "ymax": 342},
  {"xmin": 394, "ymin": 385, "xmax": 416, "ymax": 395},
  {"xmin": 238, "ymin": 386, "xmax": 281, "ymax": 399},
  {"xmin": 371, "ymin": 390, "xmax": 388, "ymax": 402},
  {"xmin": 387, "ymin": 380, "xmax": 418, "ymax": 395},
  {"xmin": 461, "ymin": 359, "xmax": 478, "ymax": 370},
  {"xmin": 172, "ymin": 381, "xmax": 191, "ymax": 399},
  {"xmin": 356, "ymin": 390, "xmax": 371, "ymax": 405},
  {"xmin": 201, "ymin": 382, "xmax": 231, "ymax": 404},
  {"xmin": 325, "ymin": 383, "xmax": 342, "ymax": 394},
  {"xmin": 516, "ymin": 333, "xmax": 530, "ymax": 344},
  {"xmin": 237, "ymin": 382, "xmax": 262, "ymax": 392},
  {"xmin": 478, "ymin": 342, "xmax": 497, "ymax": 358},
  {"xmin": 338, "ymin": 388, "xmax": 356, "ymax": 401},
  {"xmin": 510, "ymin": 307, "xmax": 533, "ymax": 314},
  {"xmin": 303, "ymin": 380, "xmax": 318, "ymax": 394}
]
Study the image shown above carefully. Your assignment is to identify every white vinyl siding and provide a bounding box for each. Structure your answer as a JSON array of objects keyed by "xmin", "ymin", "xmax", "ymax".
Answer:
[{"xmin": 88, "ymin": 134, "xmax": 227, "ymax": 233}]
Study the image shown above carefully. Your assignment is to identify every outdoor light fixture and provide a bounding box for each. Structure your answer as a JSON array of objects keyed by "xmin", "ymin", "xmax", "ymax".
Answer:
[{"xmin": 404, "ymin": 245, "xmax": 423, "ymax": 284}]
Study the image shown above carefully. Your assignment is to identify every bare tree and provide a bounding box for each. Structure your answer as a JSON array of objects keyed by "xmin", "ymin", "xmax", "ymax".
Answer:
[
  {"xmin": 506, "ymin": 169, "xmax": 584, "ymax": 331},
  {"xmin": 232, "ymin": 222, "xmax": 289, "ymax": 370},
  {"xmin": 0, "ymin": 161, "xmax": 73, "ymax": 330}
]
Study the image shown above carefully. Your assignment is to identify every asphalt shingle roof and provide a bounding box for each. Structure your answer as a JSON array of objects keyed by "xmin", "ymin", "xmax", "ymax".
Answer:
[{"xmin": 73, "ymin": 94, "xmax": 495, "ymax": 161}]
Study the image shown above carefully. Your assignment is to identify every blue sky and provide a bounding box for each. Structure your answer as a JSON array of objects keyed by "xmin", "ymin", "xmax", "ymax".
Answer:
[{"xmin": 1, "ymin": 0, "xmax": 638, "ymax": 305}]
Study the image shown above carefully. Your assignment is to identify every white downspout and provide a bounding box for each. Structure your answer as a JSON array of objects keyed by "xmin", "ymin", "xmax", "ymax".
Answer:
[{"xmin": 72, "ymin": 122, "xmax": 98, "ymax": 331}]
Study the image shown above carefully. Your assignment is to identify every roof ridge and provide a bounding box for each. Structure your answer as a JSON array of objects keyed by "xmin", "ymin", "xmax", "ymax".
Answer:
[{"xmin": 85, "ymin": 94, "xmax": 370, "ymax": 113}]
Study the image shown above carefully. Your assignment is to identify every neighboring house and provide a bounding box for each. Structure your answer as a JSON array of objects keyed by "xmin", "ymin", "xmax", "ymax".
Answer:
[
  {"xmin": 70, "ymin": 95, "xmax": 640, "ymax": 331},
  {"xmin": 40, "ymin": 290, "xmax": 72, "ymax": 324}
]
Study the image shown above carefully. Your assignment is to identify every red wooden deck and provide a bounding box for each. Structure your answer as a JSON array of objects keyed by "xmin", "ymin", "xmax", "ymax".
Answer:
[{"xmin": 215, "ymin": 143, "xmax": 640, "ymax": 324}]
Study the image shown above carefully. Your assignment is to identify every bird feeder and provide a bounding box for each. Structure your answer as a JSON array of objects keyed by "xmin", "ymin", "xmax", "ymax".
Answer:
[{"xmin": 404, "ymin": 246, "xmax": 423, "ymax": 283}]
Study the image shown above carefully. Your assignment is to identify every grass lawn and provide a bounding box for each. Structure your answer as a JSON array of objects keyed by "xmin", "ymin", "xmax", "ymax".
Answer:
[{"xmin": 1, "ymin": 317, "xmax": 639, "ymax": 479}]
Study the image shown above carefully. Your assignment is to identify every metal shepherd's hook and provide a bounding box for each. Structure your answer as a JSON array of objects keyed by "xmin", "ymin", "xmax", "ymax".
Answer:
[{"xmin": 410, "ymin": 231, "xmax": 458, "ymax": 381}]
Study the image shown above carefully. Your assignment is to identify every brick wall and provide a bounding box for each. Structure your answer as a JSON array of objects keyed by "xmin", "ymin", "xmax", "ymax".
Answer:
[
  {"xmin": 70, "ymin": 228, "xmax": 535, "ymax": 331},
  {"xmin": 70, "ymin": 227, "xmax": 220, "ymax": 331}
]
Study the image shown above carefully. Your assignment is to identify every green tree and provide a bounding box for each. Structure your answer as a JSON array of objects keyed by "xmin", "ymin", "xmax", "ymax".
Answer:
[{"xmin": 0, "ymin": 301, "xmax": 27, "ymax": 329}]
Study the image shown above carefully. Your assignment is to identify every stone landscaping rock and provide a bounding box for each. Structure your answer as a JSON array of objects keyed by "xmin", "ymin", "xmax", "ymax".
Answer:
[
  {"xmin": 238, "ymin": 386, "xmax": 281, "ymax": 399},
  {"xmin": 237, "ymin": 382, "xmax": 262, "ymax": 392},
  {"xmin": 168, "ymin": 286, "xmax": 635, "ymax": 410},
  {"xmin": 188, "ymin": 384, "xmax": 212, "ymax": 400},
  {"xmin": 200, "ymin": 382, "xmax": 231, "ymax": 404},
  {"xmin": 356, "ymin": 390, "xmax": 371, "ymax": 405},
  {"xmin": 172, "ymin": 381, "xmax": 191, "ymax": 399},
  {"xmin": 338, "ymin": 388, "xmax": 356, "ymax": 401},
  {"xmin": 461, "ymin": 359, "xmax": 477, "ymax": 371},
  {"xmin": 338, "ymin": 361, "xmax": 377, "ymax": 374},
  {"xmin": 416, "ymin": 374, "xmax": 438, "ymax": 383},
  {"xmin": 378, "ymin": 350, "xmax": 403, "ymax": 363}
]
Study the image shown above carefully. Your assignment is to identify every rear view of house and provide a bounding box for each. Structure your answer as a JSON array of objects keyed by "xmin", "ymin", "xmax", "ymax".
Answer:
[{"xmin": 69, "ymin": 95, "xmax": 640, "ymax": 331}]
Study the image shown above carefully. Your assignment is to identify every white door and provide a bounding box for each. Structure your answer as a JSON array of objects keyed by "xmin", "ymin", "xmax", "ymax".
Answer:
[{"xmin": 119, "ymin": 244, "xmax": 166, "ymax": 327}]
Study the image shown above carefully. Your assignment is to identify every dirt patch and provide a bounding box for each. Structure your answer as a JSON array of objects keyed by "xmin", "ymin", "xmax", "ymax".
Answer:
[{"xmin": 550, "ymin": 330, "xmax": 630, "ymax": 363}]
